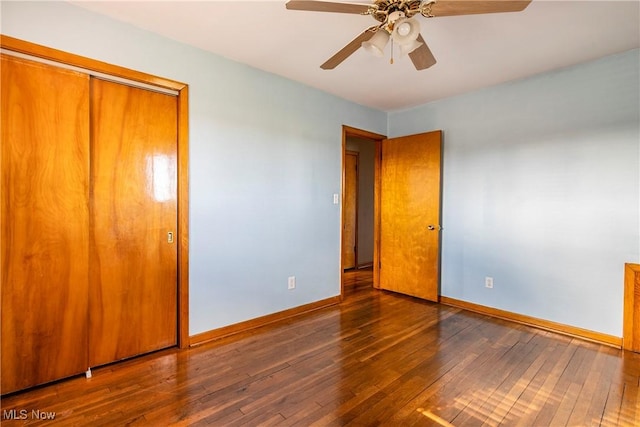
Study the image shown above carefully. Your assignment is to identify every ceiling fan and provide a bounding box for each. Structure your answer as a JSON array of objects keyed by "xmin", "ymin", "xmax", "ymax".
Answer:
[{"xmin": 285, "ymin": 0, "xmax": 532, "ymax": 70}]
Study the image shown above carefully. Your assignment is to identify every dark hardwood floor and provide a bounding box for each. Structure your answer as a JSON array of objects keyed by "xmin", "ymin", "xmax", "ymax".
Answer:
[{"xmin": 2, "ymin": 269, "xmax": 639, "ymax": 426}]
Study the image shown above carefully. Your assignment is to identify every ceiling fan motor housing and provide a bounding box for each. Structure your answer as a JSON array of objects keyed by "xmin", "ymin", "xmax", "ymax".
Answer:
[{"xmin": 370, "ymin": 0, "xmax": 428, "ymax": 23}]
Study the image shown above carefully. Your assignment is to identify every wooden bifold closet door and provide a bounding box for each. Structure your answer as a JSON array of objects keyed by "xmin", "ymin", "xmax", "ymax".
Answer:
[{"xmin": 1, "ymin": 54, "xmax": 178, "ymax": 394}]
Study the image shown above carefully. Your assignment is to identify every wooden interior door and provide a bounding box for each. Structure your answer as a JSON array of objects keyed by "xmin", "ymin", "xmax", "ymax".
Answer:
[
  {"xmin": 89, "ymin": 78, "xmax": 178, "ymax": 367},
  {"xmin": 343, "ymin": 151, "xmax": 359, "ymax": 270},
  {"xmin": 1, "ymin": 55, "xmax": 90, "ymax": 393},
  {"xmin": 379, "ymin": 131, "xmax": 442, "ymax": 302}
]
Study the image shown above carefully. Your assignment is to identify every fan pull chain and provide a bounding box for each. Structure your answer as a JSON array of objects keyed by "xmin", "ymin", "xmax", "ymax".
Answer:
[{"xmin": 390, "ymin": 42, "xmax": 394, "ymax": 65}]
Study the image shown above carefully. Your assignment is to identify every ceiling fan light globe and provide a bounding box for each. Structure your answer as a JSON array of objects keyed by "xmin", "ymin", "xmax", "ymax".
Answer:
[
  {"xmin": 397, "ymin": 22, "xmax": 412, "ymax": 37},
  {"xmin": 362, "ymin": 43, "xmax": 384, "ymax": 57},
  {"xmin": 392, "ymin": 18, "xmax": 421, "ymax": 46},
  {"xmin": 361, "ymin": 30, "xmax": 390, "ymax": 57}
]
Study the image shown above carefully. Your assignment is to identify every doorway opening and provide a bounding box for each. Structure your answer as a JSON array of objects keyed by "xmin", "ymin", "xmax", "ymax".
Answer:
[
  {"xmin": 341, "ymin": 126, "xmax": 385, "ymax": 297},
  {"xmin": 341, "ymin": 126, "xmax": 443, "ymax": 303}
]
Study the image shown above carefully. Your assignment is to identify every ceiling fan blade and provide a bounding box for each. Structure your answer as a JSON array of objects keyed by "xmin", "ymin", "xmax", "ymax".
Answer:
[
  {"xmin": 321, "ymin": 27, "xmax": 376, "ymax": 70},
  {"xmin": 286, "ymin": 0, "xmax": 372, "ymax": 14},
  {"xmin": 408, "ymin": 34, "xmax": 437, "ymax": 70},
  {"xmin": 429, "ymin": 0, "xmax": 532, "ymax": 17}
]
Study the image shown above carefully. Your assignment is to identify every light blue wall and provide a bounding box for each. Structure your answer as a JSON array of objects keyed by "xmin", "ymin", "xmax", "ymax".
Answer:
[
  {"xmin": 1, "ymin": 1, "xmax": 386, "ymax": 335},
  {"xmin": 389, "ymin": 49, "xmax": 640, "ymax": 336}
]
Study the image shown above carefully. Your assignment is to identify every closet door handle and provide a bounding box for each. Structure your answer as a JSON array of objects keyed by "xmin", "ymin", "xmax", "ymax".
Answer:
[{"xmin": 167, "ymin": 232, "xmax": 174, "ymax": 243}]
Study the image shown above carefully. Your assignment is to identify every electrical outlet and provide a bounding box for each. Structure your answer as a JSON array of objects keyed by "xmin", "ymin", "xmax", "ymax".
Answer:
[
  {"xmin": 288, "ymin": 276, "xmax": 296, "ymax": 290},
  {"xmin": 485, "ymin": 277, "xmax": 494, "ymax": 289}
]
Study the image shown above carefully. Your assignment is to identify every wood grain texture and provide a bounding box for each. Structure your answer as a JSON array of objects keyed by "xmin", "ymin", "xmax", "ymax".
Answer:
[
  {"xmin": 321, "ymin": 27, "xmax": 376, "ymax": 70},
  {"xmin": 1, "ymin": 55, "xmax": 90, "ymax": 394},
  {"xmin": 286, "ymin": 0, "xmax": 371, "ymax": 14},
  {"xmin": 379, "ymin": 131, "xmax": 442, "ymax": 302},
  {"xmin": 89, "ymin": 78, "xmax": 178, "ymax": 367},
  {"xmin": 2, "ymin": 36, "xmax": 191, "ymax": 375},
  {"xmin": 177, "ymin": 86, "xmax": 190, "ymax": 349},
  {"xmin": 624, "ymin": 263, "xmax": 640, "ymax": 352},
  {"xmin": 342, "ymin": 151, "xmax": 358, "ymax": 269},
  {"xmin": 409, "ymin": 34, "xmax": 437, "ymax": 70},
  {"xmin": 431, "ymin": 0, "xmax": 532, "ymax": 17},
  {"xmin": 374, "ymin": 139, "xmax": 382, "ymax": 289},
  {"xmin": 1, "ymin": 271, "xmax": 638, "ymax": 425}
]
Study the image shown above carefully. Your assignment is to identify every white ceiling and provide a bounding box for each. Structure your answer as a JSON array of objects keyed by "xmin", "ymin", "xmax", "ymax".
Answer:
[{"xmin": 70, "ymin": 0, "xmax": 640, "ymax": 112}]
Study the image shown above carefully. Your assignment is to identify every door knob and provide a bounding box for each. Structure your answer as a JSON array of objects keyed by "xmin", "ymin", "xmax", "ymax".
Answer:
[{"xmin": 427, "ymin": 225, "xmax": 442, "ymax": 231}]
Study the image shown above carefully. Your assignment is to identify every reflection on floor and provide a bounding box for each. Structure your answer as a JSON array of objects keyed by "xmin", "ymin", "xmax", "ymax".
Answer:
[{"xmin": 343, "ymin": 266, "xmax": 373, "ymax": 295}]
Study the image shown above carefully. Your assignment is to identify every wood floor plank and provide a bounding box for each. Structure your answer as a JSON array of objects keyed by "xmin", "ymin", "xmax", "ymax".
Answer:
[
  {"xmin": 389, "ymin": 315, "xmax": 547, "ymax": 425},
  {"xmin": 2, "ymin": 269, "xmax": 639, "ymax": 426},
  {"xmin": 483, "ymin": 337, "xmax": 557, "ymax": 425},
  {"xmin": 452, "ymin": 338, "xmax": 545, "ymax": 425},
  {"xmin": 512, "ymin": 340, "xmax": 576, "ymax": 426},
  {"xmin": 507, "ymin": 337, "xmax": 566, "ymax": 411},
  {"xmin": 620, "ymin": 379, "xmax": 639, "ymax": 426},
  {"xmin": 416, "ymin": 327, "xmax": 530, "ymax": 423},
  {"xmin": 600, "ymin": 379, "xmax": 626, "ymax": 426},
  {"xmin": 548, "ymin": 345, "xmax": 599, "ymax": 426},
  {"xmin": 567, "ymin": 346, "xmax": 616, "ymax": 426}
]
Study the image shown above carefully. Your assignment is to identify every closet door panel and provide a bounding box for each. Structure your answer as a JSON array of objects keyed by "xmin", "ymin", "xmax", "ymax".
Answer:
[
  {"xmin": 1, "ymin": 55, "xmax": 90, "ymax": 393},
  {"xmin": 89, "ymin": 79, "xmax": 177, "ymax": 367}
]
